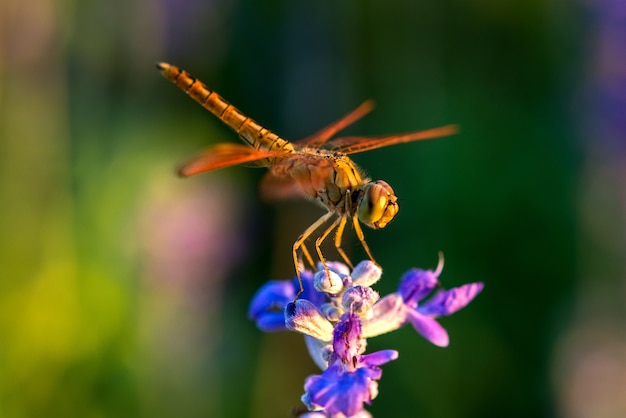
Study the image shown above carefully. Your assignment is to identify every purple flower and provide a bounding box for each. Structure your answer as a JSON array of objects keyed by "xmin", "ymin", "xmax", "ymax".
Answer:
[
  {"xmin": 249, "ymin": 256, "xmax": 483, "ymax": 416},
  {"xmin": 300, "ymin": 312, "xmax": 398, "ymax": 417},
  {"xmin": 248, "ymin": 269, "xmax": 325, "ymax": 332},
  {"xmin": 401, "ymin": 265, "xmax": 483, "ymax": 347},
  {"xmin": 403, "ymin": 282, "xmax": 484, "ymax": 347},
  {"xmin": 361, "ymin": 255, "xmax": 484, "ymax": 347}
]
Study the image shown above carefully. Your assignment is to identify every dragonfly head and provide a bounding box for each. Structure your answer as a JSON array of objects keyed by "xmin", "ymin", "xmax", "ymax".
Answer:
[{"xmin": 357, "ymin": 180, "xmax": 399, "ymax": 229}]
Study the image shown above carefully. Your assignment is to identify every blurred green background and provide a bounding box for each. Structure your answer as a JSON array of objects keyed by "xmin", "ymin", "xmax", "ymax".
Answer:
[{"xmin": 1, "ymin": 0, "xmax": 625, "ymax": 417}]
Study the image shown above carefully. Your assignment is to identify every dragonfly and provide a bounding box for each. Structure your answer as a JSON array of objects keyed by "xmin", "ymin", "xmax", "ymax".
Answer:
[{"xmin": 156, "ymin": 62, "xmax": 458, "ymax": 297}]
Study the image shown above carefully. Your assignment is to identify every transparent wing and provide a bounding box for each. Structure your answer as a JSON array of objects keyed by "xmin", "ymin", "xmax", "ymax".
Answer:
[
  {"xmin": 259, "ymin": 153, "xmax": 335, "ymax": 201},
  {"xmin": 177, "ymin": 143, "xmax": 289, "ymax": 177},
  {"xmin": 329, "ymin": 124, "xmax": 459, "ymax": 155},
  {"xmin": 259, "ymin": 170, "xmax": 305, "ymax": 201},
  {"xmin": 295, "ymin": 101, "xmax": 375, "ymax": 148}
]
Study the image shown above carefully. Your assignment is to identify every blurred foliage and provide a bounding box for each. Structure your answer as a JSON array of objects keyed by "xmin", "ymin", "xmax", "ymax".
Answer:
[{"xmin": 1, "ymin": 0, "xmax": 624, "ymax": 417}]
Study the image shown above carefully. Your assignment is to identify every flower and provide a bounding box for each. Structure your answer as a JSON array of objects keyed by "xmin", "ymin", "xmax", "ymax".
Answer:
[
  {"xmin": 248, "ymin": 269, "xmax": 325, "ymax": 332},
  {"xmin": 300, "ymin": 312, "xmax": 398, "ymax": 417},
  {"xmin": 248, "ymin": 256, "xmax": 483, "ymax": 417},
  {"xmin": 361, "ymin": 255, "xmax": 485, "ymax": 347}
]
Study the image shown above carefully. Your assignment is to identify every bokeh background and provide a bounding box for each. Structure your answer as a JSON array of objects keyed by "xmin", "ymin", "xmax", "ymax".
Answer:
[{"xmin": 1, "ymin": 0, "xmax": 625, "ymax": 417}]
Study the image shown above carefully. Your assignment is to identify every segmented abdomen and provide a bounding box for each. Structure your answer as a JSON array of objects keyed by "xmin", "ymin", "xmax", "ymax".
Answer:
[{"xmin": 157, "ymin": 62, "xmax": 295, "ymax": 155}]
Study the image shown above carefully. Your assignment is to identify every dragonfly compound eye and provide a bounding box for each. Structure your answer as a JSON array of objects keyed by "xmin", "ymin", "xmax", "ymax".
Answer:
[{"xmin": 357, "ymin": 180, "xmax": 399, "ymax": 229}]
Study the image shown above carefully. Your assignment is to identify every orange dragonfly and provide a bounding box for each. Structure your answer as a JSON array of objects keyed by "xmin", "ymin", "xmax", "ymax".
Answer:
[{"xmin": 157, "ymin": 62, "xmax": 457, "ymax": 297}]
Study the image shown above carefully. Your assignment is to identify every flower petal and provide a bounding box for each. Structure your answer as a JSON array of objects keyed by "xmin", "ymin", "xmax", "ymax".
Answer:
[
  {"xmin": 332, "ymin": 313, "xmax": 363, "ymax": 367},
  {"xmin": 255, "ymin": 312, "xmax": 289, "ymax": 332},
  {"xmin": 314, "ymin": 268, "xmax": 345, "ymax": 294},
  {"xmin": 397, "ymin": 268, "xmax": 440, "ymax": 307},
  {"xmin": 342, "ymin": 286, "xmax": 379, "ymax": 318},
  {"xmin": 361, "ymin": 294, "xmax": 407, "ymax": 338},
  {"xmin": 319, "ymin": 261, "xmax": 351, "ymax": 276},
  {"xmin": 248, "ymin": 280, "xmax": 293, "ymax": 321},
  {"xmin": 285, "ymin": 300, "xmax": 334, "ymax": 342},
  {"xmin": 406, "ymin": 310, "xmax": 450, "ymax": 347},
  {"xmin": 418, "ymin": 282, "xmax": 484, "ymax": 316},
  {"xmin": 303, "ymin": 365, "xmax": 376, "ymax": 417},
  {"xmin": 351, "ymin": 261, "xmax": 382, "ymax": 287},
  {"xmin": 305, "ymin": 336, "xmax": 333, "ymax": 370},
  {"xmin": 360, "ymin": 350, "xmax": 399, "ymax": 368},
  {"xmin": 248, "ymin": 270, "xmax": 326, "ymax": 331}
]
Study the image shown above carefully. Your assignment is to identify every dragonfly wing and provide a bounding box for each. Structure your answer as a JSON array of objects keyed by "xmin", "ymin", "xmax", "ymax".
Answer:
[
  {"xmin": 295, "ymin": 101, "xmax": 376, "ymax": 148},
  {"xmin": 177, "ymin": 143, "xmax": 289, "ymax": 177},
  {"xmin": 329, "ymin": 124, "xmax": 459, "ymax": 154},
  {"xmin": 259, "ymin": 170, "xmax": 305, "ymax": 201},
  {"xmin": 259, "ymin": 154, "xmax": 335, "ymax": 201}
]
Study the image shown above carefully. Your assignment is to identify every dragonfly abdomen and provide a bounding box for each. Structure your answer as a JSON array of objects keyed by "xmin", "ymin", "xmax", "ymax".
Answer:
[{"xmin": 157, "ymin": 62, "xmax": 294, "ymax": 155}]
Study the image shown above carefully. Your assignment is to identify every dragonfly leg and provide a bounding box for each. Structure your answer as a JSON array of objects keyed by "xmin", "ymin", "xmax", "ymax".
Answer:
[
  {"xmin": 292, "ymin": 211, "xmax": 335, "ymax": 300},
  {"xmin": 299, "ymin": 244, "xmax": 316, "ymax": 270},
  {"xmin": 352, "ymin": 217, "xmax": 378, "ymax": 265},
  {"xmin": 333, "ymin": 215, "xmax": 354, "ymax": 269},
  {"xmin": 314, "ymin": 216, "xmax": 344, "ymax": 279}
]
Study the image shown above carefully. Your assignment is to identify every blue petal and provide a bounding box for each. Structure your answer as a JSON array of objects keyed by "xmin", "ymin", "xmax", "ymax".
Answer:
[
  {"xmin": 360, "ymin": 350, "xmax": 399, "ymax": 368},
  {"xmin": 255, "ymin": 311, "xmax": 289, "ymax": 332},
  {"xmin": 406, "ymin": 310, "xmax": 449, "ymax": 347},
  {"xmin": 248, "ymin": 280, "xmax": 294, "ymax": 320},
  {"xmin": 397, "ymin": 269, "xmax": 439, "ymax": 306},
  {"xmin": 418, "ymin": 282, "xmax": 484, "ymax": 316},
  {"xmin": 248, "ymin": 271, "xmax": 326, "ymax": 331},
  {"xmin": 304, "ymin": 365, "xmax": 377, "ymax": 417}
]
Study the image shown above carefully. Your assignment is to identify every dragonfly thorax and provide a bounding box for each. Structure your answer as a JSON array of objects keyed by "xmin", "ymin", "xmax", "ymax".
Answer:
[{"xmin": 356, "ymin": 180, "xmax": 399, "ymax": 229}]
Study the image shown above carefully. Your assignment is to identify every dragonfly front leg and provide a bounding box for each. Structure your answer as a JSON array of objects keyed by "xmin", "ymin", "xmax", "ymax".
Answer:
[
  {"xmin": 352, "ymin": 217, "xmax": 378, "ymax": 266},
  {"xmin": 314, "ymin": 216, "xmax": 344, "ymax": 279},
  {"xmin": 299, "ymin": 244, "xmax": 316, "ymax": 271},
  {"xmin": 292, "ymin": 211, "xmax": 335, "ymax": 300},
  {"xmin": 333, "ymin": 215, "xmax": 354, "ymax": 269}
]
